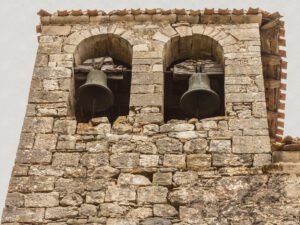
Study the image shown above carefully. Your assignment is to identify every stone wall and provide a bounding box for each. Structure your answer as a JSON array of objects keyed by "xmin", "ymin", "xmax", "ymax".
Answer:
[{"xmin": 1, "ymin": 12, "xmax": 299, "ymax": 225}]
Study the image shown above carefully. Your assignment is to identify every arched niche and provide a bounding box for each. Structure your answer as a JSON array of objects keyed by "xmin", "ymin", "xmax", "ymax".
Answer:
[
  {"xmin": 163, "ymin": 33, "xmax": 225, "ymax": 121},
  {"xmin": 73, "ymin": 33, "xmax": 133, "ymax": 123}
]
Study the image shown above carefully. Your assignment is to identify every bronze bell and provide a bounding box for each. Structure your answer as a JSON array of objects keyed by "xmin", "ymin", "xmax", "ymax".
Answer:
[
  {"xmin": 180, "ymin": 72, "xmax": 220, "ymax": 118},
  {"xmin": 79, "ymin": 70, "xmax": 114, "ymax": 115}
]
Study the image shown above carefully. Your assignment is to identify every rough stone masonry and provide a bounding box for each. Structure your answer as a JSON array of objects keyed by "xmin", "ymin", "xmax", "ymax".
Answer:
[{"xmin": 1, "ymin": 8, "xmax": 299, "ymax": 225}]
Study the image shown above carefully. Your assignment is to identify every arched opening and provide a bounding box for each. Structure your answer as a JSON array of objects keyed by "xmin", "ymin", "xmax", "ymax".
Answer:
[
  {"xmin": 163, "ymin": 33, "xmax": 225, "ymax": 122},
  {"xmin": 73, "ymin": 34, "xmax": 132, "ymax": 123}
]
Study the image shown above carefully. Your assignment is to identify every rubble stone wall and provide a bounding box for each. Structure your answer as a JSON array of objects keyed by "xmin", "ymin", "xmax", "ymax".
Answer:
[{"xmin": 1, "ymin": 20, "xmax": 300, "ymax": 225}]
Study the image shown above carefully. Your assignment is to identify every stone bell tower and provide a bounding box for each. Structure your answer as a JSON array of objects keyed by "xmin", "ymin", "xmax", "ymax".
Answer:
[{"xmin": 2, "ymin": 8, "xmax": 299, "ymax": 224}]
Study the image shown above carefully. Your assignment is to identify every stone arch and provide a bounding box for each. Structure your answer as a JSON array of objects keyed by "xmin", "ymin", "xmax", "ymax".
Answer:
[
  {"xmin": 157, "ymin": 25, "xmax": 233, "ymax": 120},
  {"xmin": 63, "ymin": 28, "xmax": 134, "ymax": 122},
  {"xmin": 162, "ymin": 25, "xmax": 228, "ymax": 69},
  {"xmin": 63, "ymin": 28, "xmax": 133, "ymax": 66}
]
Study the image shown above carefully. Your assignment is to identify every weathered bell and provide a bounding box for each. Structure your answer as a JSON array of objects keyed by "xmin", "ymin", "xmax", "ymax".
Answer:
[
  {"xmin": 79, "ymin": 70, "xmax": 113, "ymax": 115},
  {"xmin": 180, "ymin": 72, "xmax": 220, "ymax": 118}
]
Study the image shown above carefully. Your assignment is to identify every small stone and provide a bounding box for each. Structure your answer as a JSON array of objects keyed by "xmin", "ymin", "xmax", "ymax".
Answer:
[
  {"xmin": 141, "ymin": 217, "xmax": 172, "ymax": 225},
  {"xmin": 153, "ymin": 204, "xmax": 178, "ymax": 217},
  {"xmin": 81, "ymin": 153, "xmax": 109, "ymax": 168},
  {"xmin": 79, "ymin": 204, "xmax": 97, "ymax": 216},
  {"xmin": 156, "ymin": 137, "xmax": 183, "ymax": 154},
  {"xmin": 86, "ymin": 191, "xmax": 105, "ymax": 204},
  {"xmin": 60, "ymin": 193, "xmax": 83, "ymax": 206},
  {"xmin": 201, "ymin": 120, "xmax": 218, "ymax": 130},
  {"xmin": 143, "ymin": 124, "xmax": 160, "ymax": 135},
  {"xmin": 33, "ymin": 134, "xmax": 57, "ymax": 150},
  {"xmin": 110, "ymin": 153, "xmax": 139, "ymax": 168},
  {"xmin": 53, "ymin": 120, "xmax": 77, "ymax": 134},
  {"xmin": 173, "ymin": 171, "xmax": 198, "ymax": 185},
  {"xmin": 100, "ymin": 203, "xmax": 129, "ymax": 217},
  {"xmin": 25, "ymin": 192, "xmax": 59, "ymax": 207},
  {"xmin": 118, "ymin": 173, "xmax": 151, "ymax": 186},
  {"xmin": 45, "ymin": 207, "xmax": 78, "ymax": 219},
  {"xmin": 140, "ymin": 155, "xmax": 159, "ymax": 167},
  {"xmin": 163, "ymin": 154, "xmax": 186, "ymax": 168},
  {"xmin": 111, "ymin": 141, "xmax": 136, "ymax": 153},
  {"xmin": 126, "ymin": 207, "xmax": 153, "ymax": 219},
  {"xmin": 105, "ymin": 186, "xmax": 136, "ymax": 202},
  {"xmin": 209, "ymin": 140, "xmax": 231, "ymax": 153},
  {"xmin": 88, "ymin": 166, "xmax": 120, "ymax": 178},
  {"xmin": 253, "ymin": 154, "xmax": 271, "ymax": 166},
  {"xmin": 136, "ymin": 142, "xmax": 158, "ymax": 154},
  {"xmin": 187, "ymin": 154, "xmax": 211, "ymax": 169},
  {"xmin": 137, "ymin": 186, "xmax": 168, "ymax": 204},
  {"xmin": 52, "ymin": 153, "xmax": 80, "ymax": 166},
  {"xmin": 183, "ymin": 138, "xmax": 207, "ymax": 153},
  {"xmin": 153, "ymin": 172, "xmax": 172, "ymax": 186},
  {"xmin": 168, "ymin": 131, "xmax": 198, "ymax": 140}
]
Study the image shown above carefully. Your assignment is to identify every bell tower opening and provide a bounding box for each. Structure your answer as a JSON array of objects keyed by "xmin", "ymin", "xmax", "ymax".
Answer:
[
  {"xmin": 163, "ymin": 33, "xmax": 224, "ymax": 122},
  {"xmin": 72, "ymin": 34, "xmax": 132, "ymax": 123}
]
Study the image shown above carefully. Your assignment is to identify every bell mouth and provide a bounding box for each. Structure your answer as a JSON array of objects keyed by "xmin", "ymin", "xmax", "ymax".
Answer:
[
  {"xmin": 79, "ymin": 84, "xmax": 114, "ymax": 113},
  {"xmin": 180, "ymin": 89, "xmax": 220, "ymax": 118}
]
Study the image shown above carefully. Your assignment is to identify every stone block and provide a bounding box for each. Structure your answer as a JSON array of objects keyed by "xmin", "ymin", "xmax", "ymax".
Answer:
[
  {"xmin": 33, "ymin": 67, "xmax": 72, "ymax": 79},
  {"xmin": 60, "ymin": 193, "xmax": 83, "ymax": 206},
  {"xmin": 86, "ymin": 191, "xmax": 105, "ymax": 204},
  {"xmin": 87, "ymin": 140, "xmax": 110, "ymax": 152},
  {"xmin": 118, "ymin": 173, "xmax": 151, "ymax": 186},
  {"xmin": 29, "ymin": 90, "xmax": 68, "ymax": 103},
  {"xmin": 77, "ymin": 122, "xmax": 111, "ymax": 135},
  {"xmin": 209, "ymin": 140, "xmax": 231, "ymax": 153},
  {"xmin": 183, "ymin": 138, "xmax": 208, "ymax": 153},
  {"xmin": 163, "ymin": 154, "xmax": 186, "ymax": 168},
  {"xmin": 130, "ymin": 93, "xmax": 163, "ymax": 107},
  {"xmin": 173, "ymin": 171, "xmax": 198, "ymax": 185},
  {"xmin": 53, "ymin": 120, "xmax": 77, "ymax": 134},
  {"xmin": 131, "ymin": 72, "xmax": 163, "ymax": 85},
  {"xmin": 25, "ymin": 192, "xmax": 59, "ymax": 207},
  {"xmin": 153, "ymin": 172, "xmax": 172, "ymax": 186},
  {"xmin": 55, "ymin": 178, "xmax": 85, "ymax": 193},
  {"xmin": 141, "ymin": 217, "xmax": 172, "ymax": 225},
  {"xmin": 42, "ymin": 25, "xmax": 71, "ymax": 35},
  {"xmin": 232, "ymin": 136, "xmax": 270, "ymax": 153},
  {"xmin": 5, "ymin": 192, "xmax": 25, "ymax": 208},
  {"xmin": 228, "ymin": 118, "xmax": 268, "ymax": 130},
  {"xmin": 81, "ymin": 153, "xmax": 109, "ymax": 168},
  {"xmin": 18, "ymin": 133, "xmax": 35, "ymax": 149},
  {"xmin": 212, "ymin": 153, "xmax": 252, "ymax": 167},
  {"xmin": 140, "ymin": 155, "xmax": 159, "ymax": 167},
  {"xmin": 100, "ymin": 203, "xmax": 129, "ymax": 217},
  {"xmin": 107, "ymin": 218, "xmax": 138, "ymax": 225},
  {"xmin": 79, "ymin": 204, "xmax": 97, "ymax": 216},
  {"xmin": 45, "ymin": 207, "xmax": 78, "ymax": 219},
  {"xmin": 52, "ymin": 153, "xmax": 80, "ymax": 166},
  {"xmin": 22, "ymin": 117, "xmax": 53, "ymax": 133},
  {"xmin": 153, "ymin": 204, "xmax": 178, "ymax": 217},
  {"xmin": 33, "ymin": 134, "xmax": 57, "ymax": 150},
  {"xmin": 187, "ymin": 154, "xmax": 211, "ymax": 169},
  {"xmin": 9, "ymin": 176, "xmax": 55, "ymax": 192},
  {"xmin": 136, "ymin": 142, "xmax": 158, "ymax": 154},
  {"xmin": 2, "ymin": 208, "xmax": 45, "ymax": 223},
  {"xmin": 156, "ymin": 137, "xmax": 183, "ymax": 154},
  {"xmin": 273, "ymin": 151, "xmax": 300, "ymax": 163},
  {"xmin": 160, "ymin": 123, "xmax": 194, "ymax": 132},
  {"xmin": 135, "ymin": 113, "xmax": 164, "ymax": 125},
  {"xmin": 105, "ymin": 186, "xmax": 136, "ymax": 202},
  {"xmin": 110, "ymin": 153, "xmax": 139, "ymax": 168},
  {"xmin": 87, "ymin": 166, "xmax": 120, "ymax": 179},
  {"xmin": 253, "ymin": 153, "xmax": 271, "ymax": 166},
  {"xmin": 38, "ymin": 41, "xmax": 62, "ymax": 54},
  {"xmin": 168, "ymin": 131, "xmax": 199, "ymax": 140},
  {"xmin": 127, "ymin": 207, "xmax": 153, "ymax": 219},
  {"xmin": 143, "ymin": 124, "xmax": 160, "ymax": 135},
  {"xmin": 201, "ymin": 120, "xmax": 218, "ymax": 130},
  {"xmin": 137, "ymin": 186, "xmax": 168, "ymax": 204}
]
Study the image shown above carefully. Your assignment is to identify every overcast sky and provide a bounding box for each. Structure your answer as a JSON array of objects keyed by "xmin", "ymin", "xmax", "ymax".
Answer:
[{"xmin": 0, "ymin": 0, "xmax": 299, "ymax": 210}]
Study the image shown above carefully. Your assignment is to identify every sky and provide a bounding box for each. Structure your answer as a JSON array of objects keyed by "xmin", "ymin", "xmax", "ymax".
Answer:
[{"xmin": 0, "ymin": 0, "xmax": 299, "ymax": 211}]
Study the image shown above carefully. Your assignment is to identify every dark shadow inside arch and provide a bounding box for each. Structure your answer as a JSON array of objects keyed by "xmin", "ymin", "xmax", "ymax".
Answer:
[
  {"xmin": 73, "ymin": 34, "xmax": 133, "ymax": 123},
  {"xmin": 163, "ymin": 34, "xmax": 225, "ymax": 122}
]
